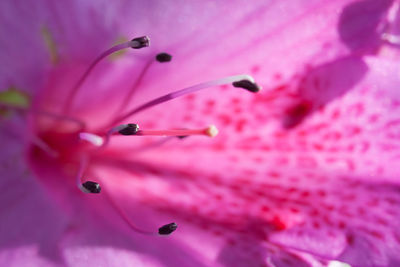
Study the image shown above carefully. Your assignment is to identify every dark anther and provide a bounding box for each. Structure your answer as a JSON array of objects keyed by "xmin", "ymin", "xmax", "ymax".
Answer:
[
  {"xmin": 119, "ymin": 124, "xmax": 140, "ymax": 135},
  {"xmin": 131, "ymin": 36, "xmax": 150, "ymax": 49},
  {"xmin": 156, "ymin": 53, "xmax": 172, "ymax": 63},
  {"xmin": 158, "ymin": 222, "xmax": 178, "ymax": 235},
  {"xmin": 232, "ymin": 79, "xmax": 261, "ymax": 93},
  {"xmin": 176, "ymin": 128, "xmax": 188, "ymax": 139},
  {"xmin": 82, "ymin": 181, "xmax": 101, "ymax": 194}
]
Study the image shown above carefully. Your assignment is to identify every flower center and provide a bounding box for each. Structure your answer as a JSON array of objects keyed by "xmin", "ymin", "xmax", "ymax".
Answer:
[{"xmin": 21, "ymin": 36, "xmax": 261, "ymax": 236}]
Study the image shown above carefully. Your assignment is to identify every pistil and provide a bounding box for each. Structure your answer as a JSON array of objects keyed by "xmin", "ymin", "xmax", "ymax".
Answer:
[
  {"xmin": 136, "ymin": 126, "xmax": 219, "ymax": 137},
  {"xmin": 78, "ymin": 124, "xmax": 219, "ymax": 151},
  {"xmin": 76, "ymin": 156, "xmax": 102, "ymax": 194}
]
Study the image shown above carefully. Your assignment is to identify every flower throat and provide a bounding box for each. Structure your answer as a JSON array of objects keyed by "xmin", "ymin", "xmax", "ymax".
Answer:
[{"xmin": 24, "ymin": 36, "xmax": 261, "ymax": 237}]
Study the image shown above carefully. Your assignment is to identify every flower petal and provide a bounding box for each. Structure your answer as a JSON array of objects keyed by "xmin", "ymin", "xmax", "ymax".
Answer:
[
  {"xmin": 98, "ymin": 54, "xmax": 400, "ymax": 266},
  {"xmin": 15, "ymin": 0, "xmax": 392, "ymax": 127},
  {"xmin": 0, "ymin": 124, "xmax": 222, "ymax": 267},
  {"xmin": 4, "ymin": 0, "xmax": 400, "ymax": 266}
]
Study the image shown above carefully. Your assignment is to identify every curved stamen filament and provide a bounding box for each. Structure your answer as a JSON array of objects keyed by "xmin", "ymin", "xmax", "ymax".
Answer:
[
  {"xmin": 63, "ymin": 37, "xmax": 150, "ymax": 113},
  {"xmin": 76, "ymin": 156, "xmax": 101, "ymax": 194},
  {"xmin": 115, "ymin": 60, "xmax": 154, "ymax": 116},
  {"xmin": 74, "ymin": 155, "xmax": 176, "ymax": 235},
  {"xmin": 107, "ymin": 74, "xmax": 259, "ymax": 128},
  {"xmin": 0, "ymin": 114, "xmax": 59, "ymax": 157},
  {"xmin": 31, "ymin": 136, "xmax": 59, "ymax": 158},
  {"xmin": 37, "ymin": 109, "xmax": 86, "ymax": 131},
  {"xmin": 1, "ymin": 103, "xmax": 82, "ymax": 157},
  {"xmin": 102, "ymin": 188, "xmax": 156, "ymax": 235},
  {"xmin": 115, "ymin": 52, "xmax": 173, "ymax": 116},
  {"xmin": 76, "ymin": 156, "xmax": 89, "ymax": 192},
  {"xmin": 0, "ymin": 103, "xmax": 86, "ymax": 131},
  {"xmin": 100, "ymin": 184, "xmax": 177, "ymax": 236}
]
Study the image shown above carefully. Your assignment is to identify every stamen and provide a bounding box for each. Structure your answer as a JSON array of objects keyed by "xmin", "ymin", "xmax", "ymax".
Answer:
[
  {"xmin": 0, "ymin": 103, "xmax": 86, "ymax": 131},
  {"xmin": 2, "ymin": 116, "xmax": 59, "ymax": 158},
  {"xmin": 37, "ymin": 110, "xmax": 86, "ymax": 131},
  {"xmin": 156, "ymin": 52, "xmax": 172, "ymax": 62},
  {"xmin": 118, "ymin": 123, "xmax": 140, "ymax": 135},
  {"xmin": 31, "ymin": 136, "xmax": 59, "ymax": 158},
  {"xmin": 115, "ymin": 51, "xmax": 173, "ymax": 116},
  {"xmin": 103, "ymin": 187, "xmax": 177, "ymax": 236},
  {"xmin": 74, "ymin": 151, "xmax": 175, "ymax": 235},
  {"xmin": 158, "ymin": 222, "xmax": 178, "ymax": 235},
  {"xmin": 76, "ymin": 156, "xmax": 101, "ymax": 194},
  {"xmin": 114, "ymin": 60, "xmax": 153, "ymax": 116},
  {"xmin": 130, "ymin": 36, "xmax": 150, "ymax": 49},
  {"xmin": 115, "ymin": 51, "xmax": 172, "ymax": 116},
  {"xmin": 108, "ymin": 74, "xmax": 260, "ymax": 127},
  {"xmin": 232, "ymin": 79, "xmax": 261, "ymax": 92},
  {"xmin": 89, "ymin": 124, "xmax": 139, "ymax": 149},
  {"xmin": 81, "ymin": 181, "xmax": 101, "ymax": 193},
  {"xmin": 63, "ymin": 36, "xmax": 151, "ymax": 113}
]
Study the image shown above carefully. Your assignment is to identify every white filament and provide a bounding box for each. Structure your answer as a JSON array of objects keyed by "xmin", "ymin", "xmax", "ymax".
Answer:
[{"xmin": 79, "ymin": 132, "xmax": 104, "ymax": 146}]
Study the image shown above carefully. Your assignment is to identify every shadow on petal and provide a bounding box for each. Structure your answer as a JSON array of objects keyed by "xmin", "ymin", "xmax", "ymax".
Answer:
[
  {"xmin": 283, "ymin": 56, "xmax": 367, "ymax": 128},
  {"xmin": 217, "ymin": 237, "xmax": 269, "ymax": 267},
  {"xmin": 338, "ymin": 0, "xmax": 393, "ymax": 53}
]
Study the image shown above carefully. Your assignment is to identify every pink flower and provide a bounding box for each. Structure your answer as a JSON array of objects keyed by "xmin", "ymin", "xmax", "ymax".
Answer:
[{"xmin": 1, "ymin": 0, "xmax": 400, "ymax": 266}]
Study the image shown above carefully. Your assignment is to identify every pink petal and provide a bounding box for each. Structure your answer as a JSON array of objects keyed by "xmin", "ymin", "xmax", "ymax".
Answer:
[
  {"xmin": 2, "ymin": 0, "xmax": 400, "ymax": 266},
  {"xmin": 27, "ymin": 0, "xmax": 384, "ymax": 125},
  {"xmin": 0, "ymin": 1, "xmax": 49, "ymax": 94},
  {"xmin": 108, "ymin": 55, "xmax": 400, "ymax": 266}
]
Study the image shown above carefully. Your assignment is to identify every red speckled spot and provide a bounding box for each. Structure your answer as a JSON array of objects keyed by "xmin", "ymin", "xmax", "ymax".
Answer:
[{"xmin": 283, "ymin": 100, "xmax": 313, "ymax": 128}]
